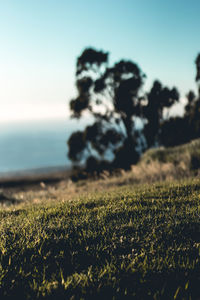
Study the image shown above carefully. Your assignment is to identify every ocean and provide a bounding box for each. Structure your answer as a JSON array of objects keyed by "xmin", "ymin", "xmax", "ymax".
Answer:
[{"xmin": 0, "ymin": 118, "xmax": 89, "ymax": 175}]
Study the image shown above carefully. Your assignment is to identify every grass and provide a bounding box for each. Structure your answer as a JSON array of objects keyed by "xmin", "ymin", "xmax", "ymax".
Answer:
[
  {"xmin": 0, "ymin": 178, "xmax": 200, "ymax": 299},
  {"xmin": 140, "ymin": 138, "xmax": 200, "ymax": 171}
]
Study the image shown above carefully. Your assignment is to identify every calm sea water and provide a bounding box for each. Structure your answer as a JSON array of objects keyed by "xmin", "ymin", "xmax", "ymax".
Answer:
[{"xmin": 0, "ymin": 118, "xmax": 89, "ymax": 174}]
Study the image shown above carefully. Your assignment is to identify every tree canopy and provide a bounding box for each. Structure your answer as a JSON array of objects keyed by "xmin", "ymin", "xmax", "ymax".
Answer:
[
  {"xmin": 67, "ymin": 47, "xmax": 200, "ymax": 177},
  {"xmin": 159, "ymin": 53, "xmax": 200, "ymax": 147},
  {"xmin": 68, "ymin": 47, "xmax": 147, "ymax": 172}
]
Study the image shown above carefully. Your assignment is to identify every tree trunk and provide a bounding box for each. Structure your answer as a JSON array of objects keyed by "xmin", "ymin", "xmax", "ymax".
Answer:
[{"xmin": 122, "ymin": 116, "xmax": 135, "ymax": 146}]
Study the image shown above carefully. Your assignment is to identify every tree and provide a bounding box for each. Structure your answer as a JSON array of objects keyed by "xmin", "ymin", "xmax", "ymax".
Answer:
[
  {"xmin": 143, "ymin": 80, "xmax": 179, "ymax": 147},
  {"xmin": 67, "ymin": 47, "xmax": 146, "ymax": 172},
  {"xmin": 193, "ymin": 53, "xmax": 200, "ymax": 136},
  {"xmin": 160, "ymin": 53, "xmax": 200, "ymax": 147},
  {"xmin": 182, "ymin": 53, "xmax": 200, "ymax": 141},
  {"xmin": 67, "ymin": 47, "xmax": 181, "ymax": 175},
  {"xmin": 195, "ymin": 53, "xmax": 200, "ymax": 95}
]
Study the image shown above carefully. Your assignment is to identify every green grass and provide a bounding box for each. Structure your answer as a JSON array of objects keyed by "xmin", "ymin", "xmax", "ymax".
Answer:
[{"xmin": 1, "ymin": 179, "xmax": 200, "ymax": 299}]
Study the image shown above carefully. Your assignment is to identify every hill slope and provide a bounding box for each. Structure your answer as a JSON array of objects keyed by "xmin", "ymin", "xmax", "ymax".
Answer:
[
  {"xmin": 141, "ymin": 138, "xmax": 200, "ymax": 169},
  {"xmin": 0, "ymin": 178, "xmax": 200, "ymax": 299}
]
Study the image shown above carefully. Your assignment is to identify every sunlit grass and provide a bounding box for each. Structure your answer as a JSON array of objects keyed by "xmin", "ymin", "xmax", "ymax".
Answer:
[{"xmin": 0, "ymin": 179, "xmax": 200, "ymax": 299}]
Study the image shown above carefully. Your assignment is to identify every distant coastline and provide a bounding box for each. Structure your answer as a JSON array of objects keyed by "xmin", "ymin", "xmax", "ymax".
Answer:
[
  {"xmin": 0, "ymin": 165, "xmax": 71, "ymax": 191},
  {"xmin": 0, "ymin": 165, "xmax": 70, "ymax": 178},
  {"xmin": 0, "ymin": 118, "xmax": 90, "ymax": 175}
]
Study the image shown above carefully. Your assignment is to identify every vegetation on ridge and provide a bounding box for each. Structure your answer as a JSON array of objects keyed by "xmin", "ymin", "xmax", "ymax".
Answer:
[{"xmin": 67, "ymin": 47, "xmax": 200, "ymax": 176}]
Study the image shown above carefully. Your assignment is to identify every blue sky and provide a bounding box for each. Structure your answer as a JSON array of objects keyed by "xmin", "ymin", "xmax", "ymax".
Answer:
[{"xmin": 0, "ymin": 0, "xmax": 200, "ymax": 122}]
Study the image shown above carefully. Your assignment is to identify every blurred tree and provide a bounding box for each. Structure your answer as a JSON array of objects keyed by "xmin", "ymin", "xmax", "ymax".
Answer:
[
  {"xmin": 195, "ymin": 53, "xmax": 200, "ymax": 94},
  {"xmin": 160, "ymin": 117, "xmax": 191, "ymax": 147},
  {"xmin": 143, "ymin": 80, "xmax": 179, "ymax": 147},
  {"xmin": 193, "ymin": 53, "xmax": 200, "ymax": 136},
  {"xmin": 67, "ymin": 47, "xmax": 146, "ymax": 172},
  {"xmin": 160, "ymin": 53, "xmax": 200, "ymax": 147},
  {"xmin": 183, "ymin": 53, "xmax": 200, "ymax": 141}
]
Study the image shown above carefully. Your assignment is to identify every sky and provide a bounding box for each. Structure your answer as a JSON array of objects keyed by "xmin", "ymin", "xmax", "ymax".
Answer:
[{"xmin": 0, "ymin": 0, "xmax": 200, "ymax": 122}]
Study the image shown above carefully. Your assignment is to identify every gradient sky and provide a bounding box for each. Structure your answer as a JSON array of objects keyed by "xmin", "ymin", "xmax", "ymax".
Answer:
[{"xmin": 0, "ymin": 0, "xmax": 200, "ymax": 122}]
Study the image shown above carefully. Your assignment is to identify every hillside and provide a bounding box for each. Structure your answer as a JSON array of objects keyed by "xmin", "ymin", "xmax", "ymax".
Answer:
[
  {"xmin": 140, "ymin": 138, "xmax": 200, "ymax": 171},
  {"xmin": 0, "ymin": 176, "xmax": 200, "ymax": 299},
  {"xmin": 0, "ymin": 139, "xmax": 200, "ymax": 299}
]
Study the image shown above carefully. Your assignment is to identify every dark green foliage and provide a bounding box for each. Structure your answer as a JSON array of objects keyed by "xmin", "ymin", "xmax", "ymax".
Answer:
[
  {"xmin": 67, "ymin": 131, "xmax": 86, "ymax": 162},
  {"xmin": 68, "ymin": 49, "xmax": 200, "ymax": 175},
  {"xmin": 68, "ymin": 47, "xmax": 146, "ymax": 172},
  {"xmin": 190, "ymin": 152, "xmax": 200, "ymax": 170},
  {"xmin": 76, "ymin": 48, "xmax": 108, "ymax": 76},
  {"xmin": 160, "ymin": 117, "xmax": 191, "ymax": 147},
  {"xmin": 1, "ymin": 180, "xmax": 200, "ymax": 299},
  {"xmin": 160, "ymin": 53, "xmax": 200, "ymax": 147},
  {"xmin": 144, "ymin": 80, "xmax": 179, "ymax": 148},
  {"xmin": 195, "ymin": 53, "xmax": 200, "ymax": 84},
  {"xmin": 114, "ymin": 139, "xmax": 139, "ymax": 169},
  {"xmin": 185, "ymin": 91, "xmax": 196, "ymax": 116}
]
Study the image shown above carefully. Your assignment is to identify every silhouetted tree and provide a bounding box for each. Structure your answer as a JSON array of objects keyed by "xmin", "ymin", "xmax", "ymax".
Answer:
[
  {"xmin": 183, "ymin": 53, "xmax": 200, "ymax": 141},
  {"xmin": 160, "ymin": 53, "xmax": 200, "ymax": 147},
  {"xmin": 143, "ymin": 80, "xmax": 179, "ymax": 147},
  {"xmin": 160, "ymin": 117, "xmax": 191, "ymax": 147},
  {"xmin": 193, "ymin": 53, "xmax": 200, "ymax": 136},
  {"xmin": 67, "ymin": 47, "xmax": 146, "ymax": 172},
  {"xmin": 195, "ymin": 53, "xmax": 200, "ymax": 95}
]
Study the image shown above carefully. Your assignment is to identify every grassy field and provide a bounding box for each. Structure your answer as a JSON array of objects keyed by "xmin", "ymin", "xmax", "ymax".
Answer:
[{"xmin": 0, "ymin": 177, "xmax": 200, "ymax": 299}]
